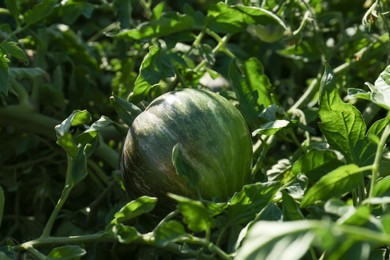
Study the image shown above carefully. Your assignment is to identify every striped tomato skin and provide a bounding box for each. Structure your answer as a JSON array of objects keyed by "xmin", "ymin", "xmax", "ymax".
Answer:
[{"xmin": 121, "ymin": 88, "xmax": 252, "ymax": 203}]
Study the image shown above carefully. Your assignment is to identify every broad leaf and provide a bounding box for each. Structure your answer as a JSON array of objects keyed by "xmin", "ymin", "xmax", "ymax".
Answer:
[
  {"xmin": 153, "ymin": 220, "xmax": 187, "ymax": 246},
  {"xmin": 229, "ymin": 58, "xmax": 274, "ymax": 128},
  {"xmin": 318, "ymin": 65, "xmax": 368, "ymax": 164},
  {"xmin": 116, "ymin": 13, "xmax": 195, "ymax": 40},
  {"xmin": 112, "ymin": 224, "xmax": 140, "ymax": 244},
  {"xmin": 207, "ymin": 3, "xmax": 286, "ymax": 34},
  {"xmin": 282, "ymin": 192, "xmax": 304, "ymax": 221},
  {"xmin": 169, "ymin": 194, "xmax": 215, "ymax": 233},
  {"xmin": 301, "ymin": 164, "xmax": 362, "ymax": 207},
  {"xmin": 0, "ymin": 42, "xmax": 28, "ymax": 64},
  {"xmin": 111, "ymin": 196, "xmax": 157, "ymax": 225},
  {"xmin": 47, "ymin": 245, "xmax": 86, "ymax": 260},
  {"xmin": 23, "ymin": 0, "xmax": 57, "ymax": 26},
  {"xmin": 292, "ymin": 148, "xmax": 343, "ymax": 182},
  {"xmin": 110, "ymin": 95, "xmax": 142, "ymax": 127},
  {"xmin": 228, "ymin": 181, "xmax": 280, "ymax": 224},
  {"xmin": 236, "ymin": 220, "xmax": 319, "ymax": 260}
]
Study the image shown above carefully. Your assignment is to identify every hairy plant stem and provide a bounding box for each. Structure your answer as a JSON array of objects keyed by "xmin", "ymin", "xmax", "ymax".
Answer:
[{"xmin": 369, "ymin": 124, "xmax": 390, "ymax": 198}]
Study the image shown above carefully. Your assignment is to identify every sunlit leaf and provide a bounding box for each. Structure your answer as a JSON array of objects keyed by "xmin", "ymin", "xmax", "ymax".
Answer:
[
  {"xmin": 169, "ymin": 194, "xmax": 215, "ymax": 233},
  {"xmin": 236, "ymin": 220, "xmax": 319, "ymax": 260},
  {"xmin": 153, "ymin": 220, "xmax": 187, "ymax": 246},
  {"xmin": 112, "ymin": 224, "xmax": 140, "ymax": 244},
  {"xmin": 0, "ymin": 42, "xmax": 28, "ymax": 64},
  {"xmin": 116, "ymin": 13, "xmax": 195, "ymax": 40},
  {"xmin": 301, "ymin": 164, "xmax": 362, "ymax": 207},
  {"xmin": 47, "ymin": 245, "xmax": 86, "ymax": 260},
  {"xmin": 111, "ymin": 196, "xmax": 157, "ymax": 225}
]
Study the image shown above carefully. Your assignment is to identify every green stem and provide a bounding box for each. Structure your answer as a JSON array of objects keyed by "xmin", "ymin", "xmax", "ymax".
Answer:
[
  {"xmin": 369, "ymin": 124, "xmax": 390, "ymax": 198},
  {"xmin": 40, "ymin": 183, "xmax": 72, "ymax": 237},
  {"xmin": 13, "ymin": 232, "xmax": 112, "ymax": 251},
  {"xmin": 179, "ymin": 236, "xmax": 232, "ymax": 260}
]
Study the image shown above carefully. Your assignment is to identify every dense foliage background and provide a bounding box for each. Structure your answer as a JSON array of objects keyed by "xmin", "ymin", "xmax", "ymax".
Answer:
[{"xmin": 1, "ymin": 0, "xmax": 390, "ymax": 259}]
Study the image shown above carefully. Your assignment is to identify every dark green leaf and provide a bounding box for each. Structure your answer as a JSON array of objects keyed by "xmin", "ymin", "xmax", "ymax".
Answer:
[
  {"xmin": 130, "ymin": 46, "xmax": 175, "ymax": 103},
  {"xmin": 319, "ymin": 65, "xmax": 367, "ymax": 164},
  {"xmin": 116, "ymin": 13, "xmax": 195, "ymax": 40},
  {"xmin": 207, "ymin": 3, "xmax": 286, "ymax": 34},
  {"xmin": 111, "ymin": 196, "xmax": 157, "ymax": 225},
  {"xmin": 24, "ymin": 0, "xmax": 57, "ymax": 26},
  {"xmin": 47, "ymin": 245, "xmax": 86, "ymax": 260},
  {"xmin": 115, "ymin": 0, "xmax": 132, "ymax": 29},
  {"xmin": 252, "ymin": 119, "xmax": 291, "ymax": 136},
  {"xmin": 58, "ymin": 2, "xmax": 95, "ymax": 24},
  {"xmin": 228, "ymin": 181, "xmax": 280, "ymax": 224},
  {"xmin": 169, "ymin": 194, "xmax": 215, "ymax": 233},
  {"xmin": 55, "ymin": 110, "xmax": 91, "ymax": 138},
  {"xmin": 292, "ymin": 149, "xmax": 343, "ymax": 182},
  {"xmin": 65, "ymin": 144, "xmax": 89, "ymax": 187},
  {"xmin": 236, "ymin": 220, "xmax": 319, "ymax": 260},
  {"xmin": 301, "ymin": 164, "xmax": 363, "ymax": 207},
  {"xmin": 229, "ymin": 58, "xmax": 273, "ymax": 128},
  {"xmin": 112, "ymin": 224, "xmax": 140, "ymax": 244},
  {"xmin": 110, "ymin": 95, "xmax": 142, "ymax": 127},
  {"xmin": 9, "ymin": 67, "xmax": 46, "ymax": 79},
  {"xmin": 0, "ymin": 42, "xmax": 28, "ymax": 64},
  {"xmin": 0, "ymin": 54, "xmax": 9, "ymax": 95},
  {"xmin": 5, "ymin": 0, "xmax": 19, "ymax": 18},
  {"xmin": 347, "ymin": 88, "xmax": 371, "ymax": 102},
  {"xmin": 373, "ymin": 176, "xmax": 390, "ymax": 197},
  {"xmin": 282, "ymin": 192, "xmax": 304, "ymax": 221},
  {"xmin": 154, "ymin": 220, "xmax": 186, "ymax": 246}
]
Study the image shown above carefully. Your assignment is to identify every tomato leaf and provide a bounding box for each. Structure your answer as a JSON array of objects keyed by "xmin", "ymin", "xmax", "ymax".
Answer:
[
  {"xmin": 153, "ymin": 220, "xmax": 187, "ymax": 247},
  {"xmin": 111, "ymin": 196, "xmax": 157, "ymax": 225},
  {"xmin": 110, "ymin": 95, "xmax": 142, "ymax": 127},
  {"xmin": 207, "ymin": 3, "xmax": 286, "ymax": 34},
  {"xmin": 236, "ymin": 220, "xmax": 319, "ymax": 260},
  {"xmin": 0, "ymin": 42, "xmax": 28, "ymax": 64},
  {"xmin": 47, "ymin": 245, "xmax": 86, "ymax": 260},
  {"xmin": 301, "ymin": 164, "xmax": 362, "ymax": 207},
  {"xmin": 168, "ymin": 194, "xmax": 215, "ymax": 233},
  {"xmin": 318, "ymin": 65, "xmax": 370, "ymax": 165},
  {"xmin": 65, "ymin": 144, "xmax": 89, "ymax": 188},
  {"xmin": 292, "ymin": 148, "xmax": 343, "ymax": 182},
  {"xmin": 228, "ymin": 181, "xmax": 280, "ymax": 224},
  {"xmin": 23, "ymin": 0, "xmax": 57, "ymax": 26},
  {"xmin": 115, "ymin": 13, "xmax": 195, "ymax": 40},
  {"xmin": 112, "ymin": 224, "xmax": 140, "ymax": 244},
  {"xmin": 0, "ymin": 54, "xmax": 9, "ymax": 95},
  {"xmin": 229, "ymin": 58, "xmax": 274, "ymax": 128}
]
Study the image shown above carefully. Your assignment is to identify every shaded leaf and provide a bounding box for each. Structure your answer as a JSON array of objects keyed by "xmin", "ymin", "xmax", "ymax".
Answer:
[
  {"xmin": 24, "ymin": 0, "xmax": 57, "ymax": 26},
  {"xmin": 0, "ymin": 42, "xmax": 28, "ymax": 64},
  {"xmin": 252, "ymin": 119, "xmax": 291, "ymax": 136},
  {"xmin": 301, "ymin": 164, "xmax": 362, "ymax": 207},
  {"xmin": 111, "ymin": 196, "xmax": 157, "ymax": 225},
  {"xmin": 229, "ymin": 58, "xmax": 274, "ymax": 128},
  {"xmin": 228, "ymin": 181, "xmax": 280, "ymax": 224},
  {"xmin": 5, "ymin": 0, "xmax": 19, "ymax": 18},
  {"xmin": 47, "ymin": 245, "xmax": 86, "ymax": 260},
  {"xmin": 9, "ymin": 67, "xmax": 46, "ymax": 79},
  {"xmin": 292, "ymin": 149, "xmax": 343, "ymax": 182},
  {"xmin": 65, "ymin": 144, "xmax": 90, "ymax": 187},
  {"xmin": 0, "ymin": 54, "xmax": 9, "ymax": 95},
  {"xmin": 110, "ymin": 95, "xmax": 142, "ymax": 127},
  {"xmin": 282, "ymin": 191, "xmax": 304, "ymax": 221}
]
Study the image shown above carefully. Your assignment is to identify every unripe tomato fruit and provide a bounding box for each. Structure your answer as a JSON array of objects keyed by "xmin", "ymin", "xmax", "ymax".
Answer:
[{"xmin": 121, "ymin": 88, "xmax": 252, "ymax": 205}]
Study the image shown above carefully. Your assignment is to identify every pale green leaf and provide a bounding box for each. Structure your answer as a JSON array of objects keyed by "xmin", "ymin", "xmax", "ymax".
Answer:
[{"xmin": 47, "ymin": 245, "xmax": 86, "ymax": 260}]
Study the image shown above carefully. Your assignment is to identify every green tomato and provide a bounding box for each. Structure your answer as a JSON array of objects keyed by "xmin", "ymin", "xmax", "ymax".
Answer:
[{"xmin": 121, "ymin": 88, "xmax": 253, "ymax": 207}]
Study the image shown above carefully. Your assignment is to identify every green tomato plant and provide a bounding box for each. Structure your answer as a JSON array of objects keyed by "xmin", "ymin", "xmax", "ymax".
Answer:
[{"xmin": 0, "ymin": 0, "xmax": 390, "ymax": 259}]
